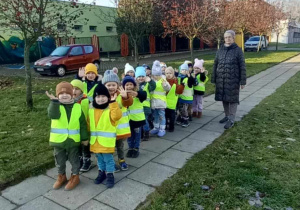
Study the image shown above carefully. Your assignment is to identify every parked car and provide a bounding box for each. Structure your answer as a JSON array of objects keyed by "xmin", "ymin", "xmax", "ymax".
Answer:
[
  {"xmin": 34, "ymin": 44, "xmax": 100, "ymax": 77},
  {"xmin": 244, "ymin": 36, "xmax": 269, "ymax": 51}
]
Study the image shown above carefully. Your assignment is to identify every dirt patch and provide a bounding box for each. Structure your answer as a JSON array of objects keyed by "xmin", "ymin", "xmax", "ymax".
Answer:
[{"xmin": 0, "ymin": 78, "xmax": 13, "ymax": 89}]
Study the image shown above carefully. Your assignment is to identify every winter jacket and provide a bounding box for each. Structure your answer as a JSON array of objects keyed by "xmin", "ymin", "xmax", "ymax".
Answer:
[
  {"xmin": 75, "ymin": 74, "xmax": 101, "ymax": 93},
  {"xmin": 128, "ymin": 90, "xmax": 147, "ymax": 129},
  {"xmin": 139, "ymin": 80, "xmax": 156, "ymax": 115},
  {"xmin": 151, "ymin": 79, "xmax": 171, "ymax": 109},
  {"xmin": 194, "ymin": 72, "xmax": 208, "ymax": 95},
  {"xmin": 212, "ymin": 43, "xmax": 246, "ymax": 103},
  {"xmin": 178, "ymin": 74, "xmax": 196, "ymax": 104}
]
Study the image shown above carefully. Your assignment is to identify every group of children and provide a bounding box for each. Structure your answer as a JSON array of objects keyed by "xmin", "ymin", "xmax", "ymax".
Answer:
[{"xmin": 46, "ymin": 58, "xmax": 208, "ymax": 190}]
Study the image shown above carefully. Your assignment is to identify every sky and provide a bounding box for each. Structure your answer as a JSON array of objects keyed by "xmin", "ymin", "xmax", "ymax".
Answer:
[{"xmin": 78, "ymin": 0, "xmax": 117, "ymax": 7}]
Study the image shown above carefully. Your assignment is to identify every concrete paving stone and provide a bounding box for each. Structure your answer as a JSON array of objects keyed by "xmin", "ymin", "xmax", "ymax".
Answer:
[
  {"xmin": 77, "ymin": 199, "xmax": 115, "ymax": 210},
  {"xmin": 175, "ymin": 122, "xmax": 204, "ymax": 132},
  {"xmin": 172, "ymin": 138, "xmax": 213, "ymax": 154},
  {"xmin": 16, "ymin": 196, "xmax": 67, "ymax": 210},
  {"xmin": 240, "ymin": 100, "xmax": 260, "ymax": 107},
  {"xmin": 161, "ymin": 130, "xmax": 191, "ymax": 142},
  {"xmin": 189, "ymin": 129, "xmax": 223, "ymax": 142},
  {"xmin": 140, "ymin": 138, "xmax": 176, "ymax": 154},
  {"xmin": 2, "ymin": 175, "xmax": 54, "ymax": 205},
  {"xmin": 192, "ymin": 115, "xmax": 216, "ymax": 124},
  {"xmin": 81, "ymin": 163, "xmax": 137, "ymax": 184},
  {"xmin": 253, "ymin": 92, "xmax": 273, "ymax": 98},
  {"xmin": 205, "ymin": 103, "xmax": 224, "ymax": 112},
  {"xmin": 201, "ymin": 110, "xmax": 223, "ymax": 117},
  {"xmin": 152, "ymin": 149, "xmax": 193, "ymax": 169},
  {"xmin": 0, "ymin": 196, "xmax": 16, "ymax": 210},
  {"xmin": 203, "ymin": 95, "xmax": 215, "ymax": 102},
  {"xmin": 95, "ymin": 178, "xmax": 155, "ymax": 210},
  {"xmin": 125, "ymin": 149, "xmax": 159, "ymax": 168},
  {"xmin": 199, "ymin": 121, "xmax": 225, "ymax": 133},
  {"xmin": 44, "ymin": 176, "xmax": 106, "ymax": 210},
  {"xmin": 241, "ymin": 96, "xmax": 264, "ymax": 103},
  {"xmin": 237, "ymin": 104, "xmax": 255, "ymax": 113},
  {"xmin": 203, "ymin": 101, "xmax": 216, "ymax": 108},
  {"xmin": 128, "ymin": 162, "xmax": 177, "ymax": 186},
  {"xmin": 235, "ymin": 110, "xmax": 249, "ymax": 121}
]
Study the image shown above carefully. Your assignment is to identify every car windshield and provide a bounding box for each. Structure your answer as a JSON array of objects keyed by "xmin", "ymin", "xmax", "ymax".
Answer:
[
  {"xmin": 51, "ymin": 46, "xmax": 70, "ymax": 56},
  {"xmin": 248, "ymin": 37, "xmax": 260, "ymax": 41}
]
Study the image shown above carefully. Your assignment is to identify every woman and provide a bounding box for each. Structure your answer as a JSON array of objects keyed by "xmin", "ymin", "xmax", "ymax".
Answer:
[{"xmin": 211, "ymin": 30, "xmax": 246, "ymax": 129}]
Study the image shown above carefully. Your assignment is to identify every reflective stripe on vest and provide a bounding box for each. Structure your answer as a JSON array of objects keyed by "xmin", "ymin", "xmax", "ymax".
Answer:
[
  {"xmin": 84, "ymin": 83, "xmax": 97, "ymax": 102},
  {"xmin": 151, "ymin": 79, "xmax": 166, "ymax": 102},
  {"xmin": 129, "ymin": 109, "xmax": 144, "ymax": 114},
  {"xmin": 116, "ymin": 95, "xmax": 131, "ymax": 136},
  {"xmin": 128, "ymin": 97, "xmax": 146, "ymax": 121},
  {"xmin": 194, "ymin": 74, "xmax": 208, "ymax": 92},
  {"xmin": 117, "ymin": 122, "xmax": 130, "ymax": 129},
  {"xmin": 49, "ymin": 104, "xmax": 81, "ymax": 143},
  {"xmin": 179, "ymin": 77, "xmax": 193, "ymax": 101},
  {"xmin": 167, "ymin": 83, "xmax": 178, "ymax": 110},
  {"xmin": 142, "ymin": 83, "xmax": 150, "ymax": 107},
  {"xmin": 89, "ymin": 108, "xmax": 117, "ymax": 147}
]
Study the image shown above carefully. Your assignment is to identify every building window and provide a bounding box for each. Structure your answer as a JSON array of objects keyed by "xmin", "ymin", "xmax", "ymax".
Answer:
[
  {"xmin": 90, "ymin": 26, "xmax": 97, "ymax": 32},
  {"xmin": 57, "ymin": 23, "xmax": 66, "ymax": 31},
  {"xmin": 74, "ymin": 25, "xmax": 83, "ymax": 31},
  {"xmin": 106, "ymin": 26, "xmax": 113, "ymax": 32},
  {"xmin": 293, "ymin": 32, "xmax": 300, "ymax": 38}
]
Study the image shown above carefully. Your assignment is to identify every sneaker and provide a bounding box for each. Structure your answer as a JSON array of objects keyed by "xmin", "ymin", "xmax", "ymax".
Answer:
[
  {"xmin": 224, "ymin": 120, "xmax": 234, "ymax": 129},
  {"xmin": 80, "ymin": 158, "xmax": 92, "ymax": 172},
  {"xmin": 176, "ymin": 116, "xmax": 183, "ymax": 125},
  {"xmin": 119, "ymin": 160, "xmax": 128, "ymax": 171},
  {"xmin": 150, "ymin": 128, "xmax": 159, "ymax": 135},
  {"xmin": 79, "ymin": 157, "xmax": 83, "ymax": 169},
  {"xmin": 181, "ymin": 120, "xmax": 190, "ymax": 128},
  {"xmin": 114, "ymin": 164, "xmax": 121, "ymax": 173},
  {"xmin": 157, "ymin": 130, "xmax": 166, "ymax": 137},
  {"xmin": 143, "ymin": 131, "xmax": 150, "ymax": 141},
  {"xmin": 126, "ymin": 149, "xmax": 133, "ymax": 158},
  {"xmin": 132, "ymin": 149, "xmax": 140, "ymax": 158},
  {"xmin": 106, "ymin": 173, "xmax": 115, "ymax": 188},
  {"xmin": 94, "ymin": 170, "xmax": 106, "ymax": 184},
  {"xmin": 219, "ymin": 116, "xmax": 228, "ymax": 124}
]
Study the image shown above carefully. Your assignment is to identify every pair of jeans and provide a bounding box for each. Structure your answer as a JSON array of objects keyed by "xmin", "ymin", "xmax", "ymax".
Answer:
[
  {"xmin": 54, "ymin": 146, "xmax": 80, "ymax": 175},
  {"xmin": 192, "ymin": 95, "xmax": 204, "ymax": 113},
  {"xmin": 115, "ymin": 138, "xmax": 126, "ymax": 160},
  {"xmin": 178, "ymin": 103, "xmax": 189, "ymax": 120},
  {"xmin": 143, "ymin": 112, "xmax": 151, "ymax": 132},
  {"xmin": 152, "ymin": 108, "xmax": 166, "ymax": 130},
  {"xmin": 165, "ymin": 108, "xmax": 176, "ymax": 131},
  {"xmin": 95, "ymin": 153, "xmax": 115, "ymax": 173},
  {"xmin": 127, "ymin": 127, "xmax": 141, "ymax": 149}
]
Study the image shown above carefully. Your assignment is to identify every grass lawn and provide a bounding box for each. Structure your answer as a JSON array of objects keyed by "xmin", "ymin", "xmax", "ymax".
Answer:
[
  {"xmin": 0, "ymin": 51, "xmax": 298, "ymax": 191},
  {"xmin": 269, "ymin": 42, "xmax": 300, "ymax": 48},
  {"xmin": 142, "ymin": 72, "xmax": 300, "ymax": 210}
]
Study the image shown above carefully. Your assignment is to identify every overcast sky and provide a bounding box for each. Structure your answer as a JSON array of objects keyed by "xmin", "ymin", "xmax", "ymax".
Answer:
[{"xmin": 79, "ymin": 0, "xmax": 117, "ymax": 7}]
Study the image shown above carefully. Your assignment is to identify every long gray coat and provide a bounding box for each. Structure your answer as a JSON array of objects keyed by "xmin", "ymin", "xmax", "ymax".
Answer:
[{"xmin": 211, "ymin": 43, "xmax": 246, "ymax": 103}]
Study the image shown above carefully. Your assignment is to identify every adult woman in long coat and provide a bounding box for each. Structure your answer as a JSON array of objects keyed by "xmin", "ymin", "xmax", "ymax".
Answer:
[{"xmin": 211, "ymin": 30, "xmax": 246, "ymax": 129}]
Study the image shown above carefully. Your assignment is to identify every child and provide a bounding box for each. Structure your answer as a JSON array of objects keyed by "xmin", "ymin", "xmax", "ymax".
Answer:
[
  {"xmin": 46, "ymin": 82, "xmax": 88, "ymax": 191},
  {"xmin": 160, "ymin": 62, "xmax": 167, "ymax": 75},
  {"xmin": 89, "ymin": 83, "xmax": 122, "ymax": 188},
  {"xmin": 122, "ymin": 63, "xmax": 135, "ymax": 79},
  {"xmin": 77, "ymin": 63, "xmax": 101, "ymax": 102},
  {"xmin": 193, "ymin": 59, "xmax": 209, "ymax": 118},
  {"xmin": 184, "ymin": 60, "xmax": 194, "ymax": 120},
  {"xmin": 70, "ymin": 79, "xmax": 91, "ymax": 172},
  {"xmin": 165, "ymin": 67, "xmax": 184, "ymax": 132},
  {"xmin": 184, "ymin": 60, "xmax": 193, "ymax": 74},
  {"xmin": 102, "ymin": 70, "xmax": 133, "ymax": 172},
  {"xmin": 150, "ymin": 60, "xmax": 171, "ymax": 137},
  {"xmin": 135, "ymin": 66, "xmax": 156, "ymax": 141},
  {"xmin": 143, "ymin": 64, "xmax": 152, "ymax": 77},
  {"xmin": 176, "ymin": 63, "xmax": 195, "ymax": 127},
  {"xmin": 123, "ymin": 76, "xmax": 147, "ymax": 158}
]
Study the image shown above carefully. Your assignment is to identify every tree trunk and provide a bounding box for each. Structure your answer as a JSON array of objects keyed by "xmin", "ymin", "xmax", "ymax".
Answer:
[
  {"xmin": 24, "ymin": 39, "xmax": 33, "ymax": 110},
  {"xmin": 276, "ymin": 33, "xmax": 279, "ymax": 51},
  {"xmin": 257, "ymin": 34, "xmax": 262, "ymax": 52},
  {"xmin": 189, "ymin": 38, "xmax": 194, "ymax": 61},
  {"xmin": 133, "ymin": 40, "xmax": 139, "ymax": 65},
  {"xmin": 217, "ymin": 38, "xmax": 221, "ymax": 49}
]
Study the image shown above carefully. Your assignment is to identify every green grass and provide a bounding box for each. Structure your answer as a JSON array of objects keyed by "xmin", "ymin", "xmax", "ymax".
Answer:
[
  {"xmin": 0, "ymin": 51, "xmax": 298, "ymax": 191},
  {"xmin": 269, "ymin": 42, "xmax": 300, "ymax": 48},
  {"xmin": 142, "ymin": 72, "xmax": 300, "ymax": 210},
  {"xmin": 167, "ymin": 51, "xmax": 299, "ymax": 95}
]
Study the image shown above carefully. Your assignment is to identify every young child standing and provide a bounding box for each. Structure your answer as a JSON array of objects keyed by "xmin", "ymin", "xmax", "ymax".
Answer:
[
  {"xmin": 135, "ymin": 66, "xmax": 156, "ymax": 141},
  {"xmin": 70, "ymin": 79, "xmax": 91, "ymax": 172},
  {"xmin": 122, "ymin": 63, "xmax": 135, "ymax": 79},
  {"xmin": 193, "ymin": 59, "xmax": 209, "ymax": 118},
  {"xmin": 89, "ymin": 83, "xmax": 122, "ymax": 188},
  {"xmin": 46, "ymin": 82, "xmax": 89, "ymax": 191},
  {"xmin": 150, "ymin": 60, "xmax": 171, "ymax": 137},
  {"xmin": 165, "ymin": 67, "xmax": 184, "ymax": 132},
  {"xmin": 123, "ymin": 76, "xmax": 147, "ymax": 158},
  {"xmin": 77, "ymin": 63, "xmax": 101, "ymax": 102},
  {"xmin": 177, "ymin": 63, "xmax": 195, "ymax": 127},
  {"xmin": 143, "ymin": 64, "xmax": 152, "ymax": 77},
  {"xmin": 102, "ymin": 70, "xmax": 133, "ymax": 172}
]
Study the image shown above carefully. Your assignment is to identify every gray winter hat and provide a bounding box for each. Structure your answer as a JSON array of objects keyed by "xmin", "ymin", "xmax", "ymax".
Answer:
[
  {"xmin": 152, "ymin": 60, "xmax": 162, "ymax": 76},
  {"xmin": 102, "ymin": 70, "xmax": 120, "ymax": 85}
]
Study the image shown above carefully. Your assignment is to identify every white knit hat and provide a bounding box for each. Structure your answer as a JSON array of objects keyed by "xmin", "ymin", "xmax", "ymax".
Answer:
[
  {"xmin": 152, "ymin": 60, "xmax": 162, "ymax": 76},
  {"xmin": 124, "ymin": 63, "xmax": 135, "ymax": 75}
]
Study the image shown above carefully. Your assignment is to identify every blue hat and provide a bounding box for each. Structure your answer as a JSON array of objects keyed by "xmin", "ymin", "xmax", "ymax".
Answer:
[
  {"xmin": 135, "ymin": 66, "xmax": 146, "ymax": 78},
  {"xmin": 180, "ymin": 63, "xmax": 189, "ymax": 72},
  {"xmin": 122, "ymin": 76, "xmax": 136, "ymax": 87},
  {"xmin": 142, "ymin": 64, "xmax": 151, "ymax": 70}
]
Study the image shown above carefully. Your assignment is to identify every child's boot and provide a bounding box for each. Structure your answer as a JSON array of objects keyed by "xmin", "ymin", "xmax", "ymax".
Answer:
[
  {"xmin": 181, "ymin": 119, "xmax": 190, "ymax": 128},
  {"xmin": 197, "ymin": 112, "xmax": 202, "ymax": 118},
  {"xmin": 119, "ymin": 159, "xmax": 129, "ymax": 171},
  {"xmin": 158, "ymin": 125, "xmax": 166, "ymax": 137},
  {"xmin": 150, "ymin": 124, "xmax": 159, "ymax": 135},
  {"xmin": 132, "ymin": 148, "xmax": 140, "ymax": 158},
  {"xmin": 106, "ymin": 173, "xmax": 115, "ymax": 188},
  {"xmin": 176, "ymin": 116, "xmax": 183, "ymax": 125},
  {"xmin": 80, "ymin": 157, "xmax": 92, "ymax": 172},
  {"xmin": 94, "ymin": 170, "xmax": 106, "ymax": 184},
  {"xmin": 193, "ymin": 112, "xmax": 197, "ymax": 117},
  {"xmin": 65, "ymin": 174, "xmax": 80, "ymax": 191},
  {"xmin": 53, "ymin": 174, "xmax": 67, "ymax": 190},
  {"xmin": 143, "ymin": 131, "xmax": 150, "ymax": 141},
  {"xmin": 126, "ymin": 148, "xmax": 134, "ymax": 158}
]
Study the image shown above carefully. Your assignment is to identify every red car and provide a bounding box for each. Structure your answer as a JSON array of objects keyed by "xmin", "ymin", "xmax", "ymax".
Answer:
[{"xmin": 34, "ymin": 44, "xmax": 100, "ymax": 77}]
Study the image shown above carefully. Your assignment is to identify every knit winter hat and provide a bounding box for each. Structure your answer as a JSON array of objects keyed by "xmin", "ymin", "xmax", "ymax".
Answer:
[
  {"xmin": 56, "ymin": 81, "xmax": 73, "ymax": 97},
  {"xmin": 71, "ymin": 79, "xmax": 84, "ymax": 93},
  {"xmin": 122, "ymin": 76, "xmax": 136, "ymax": 87},
  {"xmin": 152, "ymin": 60, "xmax": 162, "ymax": 76},
  {"xmin": 160, "ymin": 62, "xmax": 167, "ymax": 68},
  {"xmin": 85, "ymin": 63, "xmax": 98, "ymax": 75},
  {"xmin": 124, "ymin": 63, "xmax": 135, "ymax": 75},
  {"xmin": 194, "ymin": 59, "xmax": 204, "ymax": 69},
  {"xmin": 180, "ymin": 63, "xmax": 189, "ymax": 72},
  {"xmin": 102, "ymin": 70, "xmax": 120, "ymax": 85},
  {"xmin": 93, "ymin": 82, "xmax": 110, "ymax": 100},
  {"xmin": 135, "ymin": 66, "xmax": 146, "ymax": 78},
  {"xmin": 142, "ymin": 64, "xmax": 151, "ymax": 70}
]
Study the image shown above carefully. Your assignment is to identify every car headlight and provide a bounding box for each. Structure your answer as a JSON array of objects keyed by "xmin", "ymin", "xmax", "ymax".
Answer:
[
  {"xmin": 45, "ymin": 62, "xmax": 52, "ymax": 66},
  {"xmin": 34, "ymin": 61, "xmax": 38, "ymax": 65}
]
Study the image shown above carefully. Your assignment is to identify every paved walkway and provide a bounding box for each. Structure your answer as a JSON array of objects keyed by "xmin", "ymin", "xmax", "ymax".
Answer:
[{"xmin": 1, "ymin": 55, "xmax": 300, "ymax": 210}]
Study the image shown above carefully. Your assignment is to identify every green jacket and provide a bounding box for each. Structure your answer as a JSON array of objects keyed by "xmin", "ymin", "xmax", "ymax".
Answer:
[{"xmin": 48, "ymin": 100, "xmax": 89, "ymax": 148}]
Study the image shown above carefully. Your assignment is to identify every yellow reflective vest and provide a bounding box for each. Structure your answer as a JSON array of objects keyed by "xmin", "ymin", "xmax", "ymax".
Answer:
[
  {"xmin": 80, "ymin": 97, "xmax": 89, "ymax": 121},
  {"xmin": 142, "ymin": 83, "xmax": 150, "ymax": 108},
  {"xmin": 194, "ymin": 74, "xmax": 208, "ymax": 92},
  {"xmin": 83, "ymin": 82, "xmax": 97, "ymax": 102},
  {"xmin": 151, "ymin": 79, "xmax": 167, "ymax": 102},
  {"xmin": 178, "ymin": 77, "xmax": 193, "ymax": 101},
  {"xmin": 50, "ymin": 103, "xmax": 81, "ymax": 143},
  {"xmin": 128, "ymin": 97, "xmax": 146, "ymax": 122},
  {"xmin": 116, "ymin": 94, "xmax": 131, "ymax": 137},
  {"xmin": 167, "ymin": 83, "xmax": 178, "ymax": 110}
]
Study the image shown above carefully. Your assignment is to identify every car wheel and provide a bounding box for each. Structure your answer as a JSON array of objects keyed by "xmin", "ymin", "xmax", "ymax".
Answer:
[
  {"xmin": 56, "ymin": 66, "xmax": 66, "ymax": 77},
  {"xmin": 93, "ymin": 61, "xmax": 100, "ymax": 71}
]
